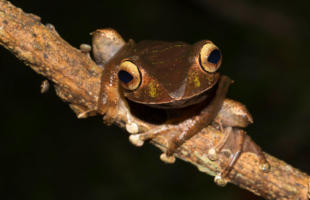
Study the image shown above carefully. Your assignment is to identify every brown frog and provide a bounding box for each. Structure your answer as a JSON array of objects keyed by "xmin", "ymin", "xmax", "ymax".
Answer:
[{"xmin": 86, "ymin": 28, "xmax": 269, "ymax": 182}]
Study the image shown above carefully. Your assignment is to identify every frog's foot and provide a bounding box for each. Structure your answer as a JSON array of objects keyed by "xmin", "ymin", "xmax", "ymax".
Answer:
[
  {"xmin": 245, "ymin": 134, "xmax": 270, "ymax": 172},
  {"xmin": 129, "ymin": 124, "xmax": 178, "ymax": 163},
  {"xmin": 210, "ymin": 127, "xmax": 270, "ymax": 186},
  {"xmin": 129, "ymin": 125, "xmax": 170, "ymax": 147},
  {"xmin": 129, "ymin": 118, "xmax": 219, "ymax": 164}
]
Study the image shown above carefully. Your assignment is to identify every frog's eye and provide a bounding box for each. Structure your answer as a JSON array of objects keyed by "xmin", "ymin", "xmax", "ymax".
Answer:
[
  {"xmin": 199, "ymin": 43, "xmax": 222, "ymax": 73},
  {"xmin": 118, "ymin": 61, "xmax": 141, "ymax": 90}
]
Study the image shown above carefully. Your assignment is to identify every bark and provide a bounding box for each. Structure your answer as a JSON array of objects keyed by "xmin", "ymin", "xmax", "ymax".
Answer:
[{"xmin": 0, "ymin": 0, "xmax": 309, "ymax": 199}]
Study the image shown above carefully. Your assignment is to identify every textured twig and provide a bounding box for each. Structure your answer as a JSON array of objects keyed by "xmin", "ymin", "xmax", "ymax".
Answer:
[{"xmin": 0, "ymin": 1, "xmax": 309, "ymax": 199}]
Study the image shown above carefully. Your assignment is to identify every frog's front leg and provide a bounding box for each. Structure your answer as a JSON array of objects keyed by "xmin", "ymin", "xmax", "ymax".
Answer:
[
  {"xmin": 78, "ymin": 28, "xmax": 127, "ymax": 123},
  {"xmin": 162, "ymin": 75, "xmax": 232, "ymax": 161},
  {"xmin": 71, "ymin": 66, "xmax": 121, "ymax": 122},
  {"xmin": 96, "ymin": 71, "xmax": 122, "ymax": 124},
  {"xmin": 129, "ymin": 75, "xmax": 232, "ymax": 163}
]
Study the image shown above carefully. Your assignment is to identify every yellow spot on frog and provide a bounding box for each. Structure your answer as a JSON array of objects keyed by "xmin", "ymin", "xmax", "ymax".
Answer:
[
  {"xmin": 149, "ymin": 82, "xmax": 157, "ymax": 98},
  {"xmin": 194, "ymin": 76, "xmax": 200, "ymax": 88}
]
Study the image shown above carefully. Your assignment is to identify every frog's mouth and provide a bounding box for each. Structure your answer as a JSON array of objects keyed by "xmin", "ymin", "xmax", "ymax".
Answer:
[
  {"xmin": 130, "ymin": 82, "xmax": 217, "ymax": 109},
  {"xmin": 125, "ymin": 85, "xmax": 217, "ymax": 124},
  {"xmin": 146, "ymin": 90, "xmax": 211, "ymax": 109}
]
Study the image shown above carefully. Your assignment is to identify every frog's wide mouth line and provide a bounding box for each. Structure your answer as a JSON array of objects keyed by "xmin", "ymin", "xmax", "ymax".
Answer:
[
  {"xmin": 145, "ymin": 91, "xmax": 209, "ymax": 109},
  {"xmin": 127, "ymin": 99, "xmax": 168, "ymax": 124},
  {"xmin": 126, "ymin": 86, "xmax": 217, "ymax": 125}
]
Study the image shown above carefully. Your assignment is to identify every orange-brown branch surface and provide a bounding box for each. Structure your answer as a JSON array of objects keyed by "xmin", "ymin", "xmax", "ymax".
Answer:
[{"xmin": 0, "ymin": 1, "xmax": 309, "ymax": 199}]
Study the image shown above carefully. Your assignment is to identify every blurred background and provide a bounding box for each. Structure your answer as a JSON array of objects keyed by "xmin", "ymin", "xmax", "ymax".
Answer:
[{"xmin": 1, "ymin": 0, "xmax": 310, "ymax": 199}]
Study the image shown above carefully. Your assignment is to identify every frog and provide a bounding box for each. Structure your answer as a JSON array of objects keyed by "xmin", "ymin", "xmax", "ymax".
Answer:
[{"xmin": 88, "ymin": 28, "xmax": 269, "ymax": 181}]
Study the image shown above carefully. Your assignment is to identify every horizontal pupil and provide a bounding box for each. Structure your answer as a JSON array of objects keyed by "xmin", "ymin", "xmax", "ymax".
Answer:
[
  {"xmin": 208, "ymin": 49, "xmax": 221, "ymax": 64},
  {"xmin": 118, "ymin": 70, "xmax": 133, "ymax": 83}
]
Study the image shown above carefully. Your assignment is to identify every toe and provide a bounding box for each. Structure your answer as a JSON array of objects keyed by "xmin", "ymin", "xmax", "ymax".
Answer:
[
  {"xmin": 129, "ymin": 135, "xmax": 144, "ymax": 147},
  {"xmin": 160, "ymin": 153, "xmax": 176, "ymax": 164}
]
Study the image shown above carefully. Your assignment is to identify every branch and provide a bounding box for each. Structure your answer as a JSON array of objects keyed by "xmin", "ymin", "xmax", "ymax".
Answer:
[{"xmin": 0, "ymin": 1, "xmax": 309, "ymax": 199}]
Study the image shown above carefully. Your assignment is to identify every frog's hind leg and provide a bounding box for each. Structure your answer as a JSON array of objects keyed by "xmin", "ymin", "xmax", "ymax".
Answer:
[
  {"xmin": 212, "ymin": 128, "xmax": 270, "ymax": 186},
  {"xmin": 212, "ymin": 127, "xmax": 244, "ymax": 186}
]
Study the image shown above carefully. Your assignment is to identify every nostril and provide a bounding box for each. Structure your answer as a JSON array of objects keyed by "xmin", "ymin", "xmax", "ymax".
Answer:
[{"xmin": 208, "ymin": 49, "xmax": 221, "ymax": 64}]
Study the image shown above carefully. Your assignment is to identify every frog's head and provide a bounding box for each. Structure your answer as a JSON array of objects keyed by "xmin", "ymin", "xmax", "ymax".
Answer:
[{"xmin": 117, "ymin": 40, "xmax": 222, "ymax": 108}]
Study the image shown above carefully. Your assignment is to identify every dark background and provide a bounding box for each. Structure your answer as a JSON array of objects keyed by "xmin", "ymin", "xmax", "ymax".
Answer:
[{"xmin": 1, "ymin": 0, "xmax": 310, "ymax": 199}]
